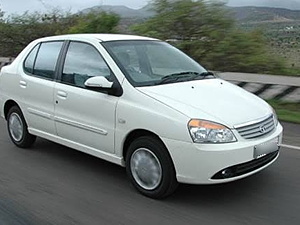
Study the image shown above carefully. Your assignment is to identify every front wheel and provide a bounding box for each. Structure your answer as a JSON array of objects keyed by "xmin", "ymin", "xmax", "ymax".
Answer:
[
  {"xmin": 126, "ymin": 136, "xmax": 178, "ymax": 199},
  {"xmin": 7, "ymin": 106, "xmax": 36, "ymax": 148}
]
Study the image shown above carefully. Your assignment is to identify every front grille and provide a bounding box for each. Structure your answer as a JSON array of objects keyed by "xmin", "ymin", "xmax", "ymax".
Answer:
[
  {"xmin": 211, "ymin": 150, "xmax": 279, "ymax": 180},
  {"xmin": 235, "ymin": 115, "xmax": 275, "ymax": 139}
]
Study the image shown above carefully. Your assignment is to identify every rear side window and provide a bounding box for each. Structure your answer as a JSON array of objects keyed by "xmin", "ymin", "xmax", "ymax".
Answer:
[
  {"xmin": 24, "ymin": 44, "xmax": 39, "ymax": 74},
  {"xmin": 34, "ymin": 42, "xmax": 63, "ymax": 79},
  {"xmin": 23, "ymin": 41, "xmax": 63, "ymax": 80}
]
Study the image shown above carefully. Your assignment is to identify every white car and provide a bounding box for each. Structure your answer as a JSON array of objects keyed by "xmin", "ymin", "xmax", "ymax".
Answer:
[{"xmin": 0, "ymin": 34, "xmax": 283, "ymax": 198}]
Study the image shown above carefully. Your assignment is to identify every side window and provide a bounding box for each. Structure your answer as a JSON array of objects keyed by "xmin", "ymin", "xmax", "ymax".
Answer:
[
  {"xmin": 62, "ymin": 42, "xmax": 111, "ymax": 88},
  {"xmin": 24, "ymin": 44, "xmax": 39, "ymax": 74},
  {"xmin": 33, "ymin": 42, "xmax": 63, "ymax": 79}
]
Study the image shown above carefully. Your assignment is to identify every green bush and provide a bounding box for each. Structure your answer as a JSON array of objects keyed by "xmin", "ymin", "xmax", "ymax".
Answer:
[
  {"xmin": 0, "ymin": 10, "xmax": 120, "ymax": 57},
  {"xmin": 68, "ymin": 12, "xmax": 120, "ymax": 34}
]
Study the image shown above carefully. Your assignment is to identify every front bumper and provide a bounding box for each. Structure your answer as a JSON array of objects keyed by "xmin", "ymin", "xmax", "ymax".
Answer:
[{"xmin": 162, "ymin": 123, "xmax": 283, "ymax": 184}]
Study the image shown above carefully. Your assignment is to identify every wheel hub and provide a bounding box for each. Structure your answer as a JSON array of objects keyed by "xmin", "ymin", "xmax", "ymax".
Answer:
[
  {"xmin": 9, "ymin": 113, "xmax": 24, "ymax": 142},
  {"xmin": 131, "ymin": 148, "xmax": 162, "ymax": 190}
]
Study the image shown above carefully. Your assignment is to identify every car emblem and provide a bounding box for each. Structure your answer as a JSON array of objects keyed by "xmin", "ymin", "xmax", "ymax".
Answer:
[{"xmin": 259, "ymin": 125, "xmax": 267, "ymax": 133}]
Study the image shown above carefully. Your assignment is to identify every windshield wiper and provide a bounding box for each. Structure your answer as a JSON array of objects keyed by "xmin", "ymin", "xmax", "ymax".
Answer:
[
  {"xmin": 156, "ymin": 71, "xmax": 214, "ymax": 84},
  {"xmin": 197, "ymin": 71, "xmax": 215, "ymax": 79}
]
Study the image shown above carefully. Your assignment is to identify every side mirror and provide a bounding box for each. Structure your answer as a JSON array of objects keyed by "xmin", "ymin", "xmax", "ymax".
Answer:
[{"xmin": 84, "ymin": 76, "xmax": 113, "ymax": 89}]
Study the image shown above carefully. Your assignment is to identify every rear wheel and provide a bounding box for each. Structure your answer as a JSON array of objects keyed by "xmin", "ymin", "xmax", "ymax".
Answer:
[
  {"xmin": 126, "ymin": 136, "xmax": 178, "ymax": 199},
  {"xmin": 7, "ymin": 106, "xmax": 36, "ymax": 148}
]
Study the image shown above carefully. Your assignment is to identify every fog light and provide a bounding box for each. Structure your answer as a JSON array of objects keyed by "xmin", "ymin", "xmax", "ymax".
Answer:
[{"xmin": 221, "ymin": 169, "xmax": 233, "ymax": 178}]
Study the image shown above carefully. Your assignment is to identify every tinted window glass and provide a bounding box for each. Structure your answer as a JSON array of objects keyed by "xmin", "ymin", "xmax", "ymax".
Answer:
[
  {"xmin": 34, "ymin": 42, "xmax": 63, "ymax": 79},
  {"xmin": 24, "ymin": 44, "xmax": 39, "ymax": 74},
  {"xmin": 62, "ymin": 42, "xmax": 111, "ymax": 88}
]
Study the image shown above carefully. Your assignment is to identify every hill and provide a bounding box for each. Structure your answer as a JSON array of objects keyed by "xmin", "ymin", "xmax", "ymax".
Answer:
[
  {"xmin": 228, "ymin": 0, "xmax": 300, "ymax": 10},
  {"xmin": 231, "ymin": 6, "xmax": 300, "ymax": 23},
  {"xmin": 81, "ymin": 5, "xmax": 154, "ymax": 18},
  {"xmin": 80, "ymin": 4, "xmax": 300, "ymax": 24}
]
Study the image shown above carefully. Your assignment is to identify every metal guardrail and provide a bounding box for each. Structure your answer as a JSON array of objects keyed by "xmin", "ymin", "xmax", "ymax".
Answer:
[
  {"xmin": 0, "ymin": 57, "xmax": 14, "ymax": 69},
  {"xmin": 219, "ymin": 72, "xmax": 300, "ymax": 103}
]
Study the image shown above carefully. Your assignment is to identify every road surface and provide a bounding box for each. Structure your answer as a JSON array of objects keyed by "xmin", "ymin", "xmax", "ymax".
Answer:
[{"xmin": 0, "ymin": 118, "xmax": 299, "ymax": 225}]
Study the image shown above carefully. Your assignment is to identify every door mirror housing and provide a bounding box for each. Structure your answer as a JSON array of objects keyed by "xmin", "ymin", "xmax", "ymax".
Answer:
[
  {"xmin": 84, "ymin": 76, "xmax": 113, "ymax": 89},
  {"xmin": 84, "ymin": 76, "xmax": 123, "ymax": 97}
]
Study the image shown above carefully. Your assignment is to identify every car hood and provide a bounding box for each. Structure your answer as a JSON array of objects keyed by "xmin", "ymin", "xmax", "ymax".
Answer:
[{"xmin": 137, "ymin": 79, "xmax": 272, "ymax": 128}]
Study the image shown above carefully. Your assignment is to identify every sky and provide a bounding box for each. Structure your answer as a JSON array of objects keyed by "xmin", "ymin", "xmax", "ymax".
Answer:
[{"xmin": 1, "ymin": 0, "xmax": 300, "ymax": 15}]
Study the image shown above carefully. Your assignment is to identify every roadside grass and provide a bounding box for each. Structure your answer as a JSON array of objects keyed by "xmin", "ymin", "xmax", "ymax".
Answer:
[
  {"xmin": 267, "ymin": 100, "xmax": 300, "ymax": 124},
  {"xmin": 276, "ymin": 68, "xmax": 300, "ymax": 77}
]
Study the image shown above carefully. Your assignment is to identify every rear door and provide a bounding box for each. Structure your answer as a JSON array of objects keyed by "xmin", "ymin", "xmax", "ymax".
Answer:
[{"xmin": 18, "ymin": 41, "xmax": 64, "ymax": 135}]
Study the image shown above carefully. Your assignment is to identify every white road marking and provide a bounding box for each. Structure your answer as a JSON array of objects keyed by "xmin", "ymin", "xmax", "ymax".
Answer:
[{"xmin": 281, "ymin": 144, "xmax": 300, "ymax": 151}]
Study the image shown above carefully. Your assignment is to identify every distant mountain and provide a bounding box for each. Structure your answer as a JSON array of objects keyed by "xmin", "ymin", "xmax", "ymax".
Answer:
[
  {"xmin": 81, "ymin": 5, "xmax": 155, "ymax": 18},
  {"xmin": 80, "ymin": 4, "xmax": 300, "ymax": 24},
  {"xmin": 231, "ymin": 6, "xmax": 300, "ymax": 23},
  {"xmin": 228, "ymin": 0, "xmax": 300, "ymax": 10}
]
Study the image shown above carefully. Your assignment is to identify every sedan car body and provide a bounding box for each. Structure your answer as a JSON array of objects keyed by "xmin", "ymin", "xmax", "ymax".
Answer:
[{"xmin": 0, "ymin": 34, "xmax": 283, "ymax": 198}]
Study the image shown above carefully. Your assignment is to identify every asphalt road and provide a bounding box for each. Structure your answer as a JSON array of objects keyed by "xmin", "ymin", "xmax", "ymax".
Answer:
[{"xmin": 0, "ymin": 118, "xmax": 299, "ymax": 225}]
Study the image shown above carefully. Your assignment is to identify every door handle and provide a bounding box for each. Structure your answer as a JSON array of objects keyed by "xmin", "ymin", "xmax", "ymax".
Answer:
[
  {"xmin": 19, "ymin": 80, "xmax": 27, "ymax": 88},
  {"xmin": 57, "ymin": 90, "xmax": 68, "ymax": 99}
]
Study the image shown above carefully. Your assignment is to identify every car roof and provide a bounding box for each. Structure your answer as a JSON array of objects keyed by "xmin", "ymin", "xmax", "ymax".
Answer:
[{"xmin": 36, "ymin": 34, "xmax": 158, "ymax": 42}]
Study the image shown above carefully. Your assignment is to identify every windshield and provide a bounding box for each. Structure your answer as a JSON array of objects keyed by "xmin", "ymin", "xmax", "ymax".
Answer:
[{"xmin": 102, "ymin": 40, "xmax": 212, "ymax": 87}]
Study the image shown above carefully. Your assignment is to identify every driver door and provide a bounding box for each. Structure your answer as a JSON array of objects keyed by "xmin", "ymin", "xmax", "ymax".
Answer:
[{"xmin": 54, "ymin": 41, "xmax": 119, "ymax": 153}]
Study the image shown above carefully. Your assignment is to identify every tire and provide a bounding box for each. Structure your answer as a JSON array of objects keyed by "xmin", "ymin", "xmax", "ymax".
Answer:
[
  {"xmin": 7, "ymin": 106, "xmax": 36, "ymax": 148},
  {"xmin": 126, "ymin": 136, "xmax": 178, "ymax": 199}
]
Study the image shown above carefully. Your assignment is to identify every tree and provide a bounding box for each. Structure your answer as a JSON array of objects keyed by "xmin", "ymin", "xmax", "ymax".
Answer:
[
  {"xmin": 68, "ymin": 12, "xmax": 120, "ymax": 34},
  {"xmin": 0, "ymin": 9, "xmax": 120, "ymax": 57},
  {"xmin": 132, "ymin": 0, "xmax": 285, "ymax": 73},
  {"xmin": 133, "ymin": 0, "xmax": 233, "ymax": 41},
  {"xmin": 202, "ymin": 30, "xmax": 285, "ymax": 73},
  {"xmin": 0, "ymin": 10, "xmax": 77, "ymax": 57},
  {"xmin": 0, "ymin": 6, "xmax": 4, "ymax": 20}
]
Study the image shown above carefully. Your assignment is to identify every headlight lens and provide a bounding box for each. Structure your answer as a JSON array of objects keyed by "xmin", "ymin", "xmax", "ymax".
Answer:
[
  {"xmin": 271, "ymin": 107, "xmax": 278, "ymax": 127},
  {"xmin": 188, "ymin": 119, "xmax": 237, "ymax": 143}
]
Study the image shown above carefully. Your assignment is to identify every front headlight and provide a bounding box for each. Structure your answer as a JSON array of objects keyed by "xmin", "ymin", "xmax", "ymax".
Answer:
[
  {"xmin": 188, "ymin": 119, "xmax": 237, "ymax": 143},
  {"xmin": 271, "ymin": 107, "xmax": 278, "ymax": 127}
]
